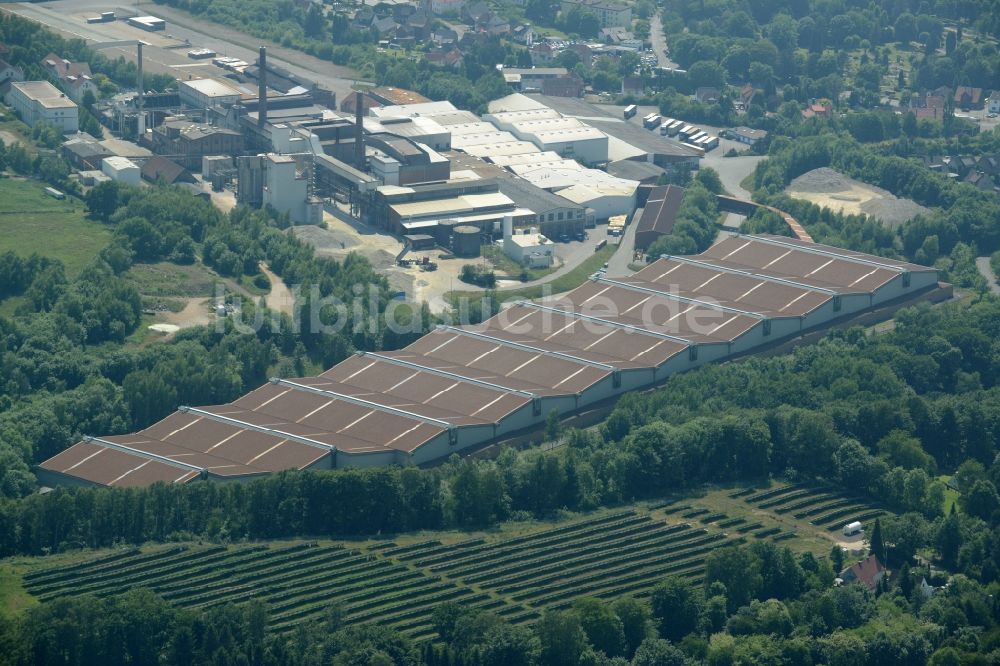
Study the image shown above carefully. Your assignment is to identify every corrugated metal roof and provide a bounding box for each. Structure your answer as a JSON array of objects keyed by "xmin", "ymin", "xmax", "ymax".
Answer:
[{"xmin": 39, "ymin": 233, "xmax": 940, "ymax": 488}]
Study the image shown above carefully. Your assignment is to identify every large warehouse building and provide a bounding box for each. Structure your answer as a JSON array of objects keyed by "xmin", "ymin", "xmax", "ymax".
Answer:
[{"xmin": 38, "ymin": 235, "xmax": 945, "ymax": 488}]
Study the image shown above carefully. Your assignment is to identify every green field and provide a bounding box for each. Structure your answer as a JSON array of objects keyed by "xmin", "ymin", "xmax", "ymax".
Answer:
[
  {"xmin": 14, "ymin": 486, "xmax": 889, "ymax": 641},
  {"xmin": 448, "ymin": 245, "xmax": 616, "ymax": 304},
  {"xmin": 0, "ymin": 178, "xmax": 112, "ymax": 276}
]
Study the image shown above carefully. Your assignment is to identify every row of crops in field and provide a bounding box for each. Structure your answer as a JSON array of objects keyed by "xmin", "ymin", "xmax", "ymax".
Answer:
[
  {"xmin": 733, "ymin": 484, "xmax": 885, "ymax": 530},
  {"xmin": 25, "ymin": 508, "xmax": 761, "ymax": 640}
]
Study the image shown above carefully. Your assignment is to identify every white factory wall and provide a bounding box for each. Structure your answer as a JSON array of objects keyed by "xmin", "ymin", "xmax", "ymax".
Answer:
[
  {"xmin": 263, "ymin": 157, "xmax": 311, "ymax": 224},
  {"xmin": 101, "ymin": 157, "xmax": 141, "ymax": 186}
]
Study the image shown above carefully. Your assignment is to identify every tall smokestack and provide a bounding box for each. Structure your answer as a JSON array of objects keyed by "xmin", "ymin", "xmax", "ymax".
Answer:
[
  {"xmin": 354, "ymin": 91, "xmax": 365, "ymax": 169},
  {"xmin": 258, "ymin": 46, "xmax": 267, "ymax": 128},
  {"xmin": 136, "ymin": 42, "xmax": 144, "ymax": 138}
]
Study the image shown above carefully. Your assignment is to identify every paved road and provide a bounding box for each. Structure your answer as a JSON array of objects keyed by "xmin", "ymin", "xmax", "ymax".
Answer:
[
  {"xmin": 702, "ymin": 154, "xmax": 765, "ymax": 199},
  {"xmin": 977, "ymin": 256, "xmax": 1000, "ymax": 294},
  {"xmin": 606, "ymin": 223, "xmax": 637, "ymax": 277},
  {"xmin": 649, "ymin": 11, "xmax": 680, "ymax": 69},
  {"xmin": 1, "ymin": 0, "xmax": 366, "ymax": 104}
]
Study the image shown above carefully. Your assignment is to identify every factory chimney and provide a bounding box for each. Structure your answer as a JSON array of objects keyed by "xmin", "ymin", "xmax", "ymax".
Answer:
[
  {"xmin": 258, "ymin": 46, "xmax": 267, "ymax": 128},
  {"xmin": 354, "ymin": 90, "xmax": 365, "ymax": 169}
]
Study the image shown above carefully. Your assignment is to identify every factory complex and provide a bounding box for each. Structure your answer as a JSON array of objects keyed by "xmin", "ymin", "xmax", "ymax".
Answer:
[{"xmin": 37, "ymin": 235, "xmax": 946, "ymax": 489}]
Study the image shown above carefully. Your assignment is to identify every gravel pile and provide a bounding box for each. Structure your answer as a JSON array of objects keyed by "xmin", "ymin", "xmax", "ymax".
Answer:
[
  {"xmin": 788, "ymin": 167, "xmax": 856, "ymax": 193},
  {"xmin": 788, "ymin": 167, "xmax": 929, "ymax": 227}
]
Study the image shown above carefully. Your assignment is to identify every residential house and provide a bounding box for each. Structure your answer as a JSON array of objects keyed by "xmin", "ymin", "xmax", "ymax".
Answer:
[
  {"xmin": 964, "ymin": 170, "xmax": 994, "ymax": 191},
  {"xmin": 954, "ymin": 85, "xmax": 985, "ymax": 110},
  {"xmin": 511, "ymin": 23, "xmax": 534, "ymax": 44},
  {"xmin": 403, "ymin": 9, "xmax": 431, "ymax": 39},
  {"xmin": 432, "ymin": 26, "xmax": 459, "ymax": 45},
  {"xmin": 695, "ymin": 87, "xmax": 721, "ymax": 104},
  {"xmin": 542, "ymin": 73, "xmax": 585, "ymax": 98},
  {"xmin": 530, "ymin": 42, "xmax": 556, "ymax": 66},
  {"xmin": 372, "ymin": 15, "xmax": 399, "ymax": 36},
  {"xmin": 977, "ymin": 155, "xmax": 1000, "ymax": 175},
  {"xmin": 988, "ymin": 91, "xmax": 1000, "ymax": 114},
  {"xmin": 947, "ymin": 155, "xmax": 977, "ymax": 177},
  {"xmin": 801, "ymin": 100, "xmax": 832, "ymax": 119},
  {"xmin": 921, "ymin": 154, "xmax": 946, "ymax": 171},
  {"xmin": 621, "ymin": 76, "xmax": 644, "ymax": 96},
  {"xmin": 351, "ymin": 6, "xmax": 375, "ymax": 31},
  {"xmin": 39, "ymin": 52, "xmax": 97, "ymax": 103},
  {"xmin": 905, "ymin": 90, "xmax": 947, "ymax": 121},
  {"xmin": 424, "ymin": 48, "xmax": 464, "ymax": 69},
  {"xmin": 565, "ymin": 43, "xmax": 594, "ymax": 67},
  {"xmin": 430, "ymin": 0, "xmax": 465, "ymax": 14},
  {"xmin": 485, "ymin": 13, "xmax": 510, "ymax": 35},
  {"xmin": 839, "ymin": 554, "xmax": 885, "ymax": 592},
  {"xmin": 739, "ymin": 84, "xmax": 758, "ymax": 109},
  {"xmin": 0, "ymin": 59, "xmax": 24, "ymax": 97},
  {"xmin": 462, "ymin": 1, "xmax": 491, "ymax": 25}
]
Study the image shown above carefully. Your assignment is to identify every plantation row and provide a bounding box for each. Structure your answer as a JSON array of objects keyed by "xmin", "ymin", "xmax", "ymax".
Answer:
[
  {"xmin": 25, "ymin": 508, "xmax": 779, "ymax": 639},
  {"xmin": 737, "ymin": 484, "xmax": 885, "ymax": 530}
]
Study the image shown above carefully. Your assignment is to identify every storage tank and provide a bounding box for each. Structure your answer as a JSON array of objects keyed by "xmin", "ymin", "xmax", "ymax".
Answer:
[
  {"xmin": 503, "ymin": 214, "xmax": 513, "ymax": 240},
  {"xmin": 452, "ymin": 225, "xmax": 481, "ymax": 257}
]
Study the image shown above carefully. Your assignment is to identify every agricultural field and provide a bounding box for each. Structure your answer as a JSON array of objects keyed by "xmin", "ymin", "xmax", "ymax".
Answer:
[
  {"xmin": 0, "ymin": 178, "xmax": 112, "ymax": 277},
  {"xmin": 15, "ymin": 487, "xmax": 887, "ymax": 640}
]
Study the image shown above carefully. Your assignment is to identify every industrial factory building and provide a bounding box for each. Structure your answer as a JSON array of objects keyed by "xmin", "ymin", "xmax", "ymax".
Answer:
[{"xmin": 38, "ymin": 235, "xmax": 946, "ymax": 488}]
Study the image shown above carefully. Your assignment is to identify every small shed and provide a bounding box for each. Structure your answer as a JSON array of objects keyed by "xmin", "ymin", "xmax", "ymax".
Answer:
[{"xmin": 842, "ymin": 521, "xmax": 863, "ymax": 537}]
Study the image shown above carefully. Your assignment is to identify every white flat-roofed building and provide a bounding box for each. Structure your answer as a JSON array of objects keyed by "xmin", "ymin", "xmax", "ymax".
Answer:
[
  {"xmin": 503, "ymin": 231, "xmax": 554, "ymax": 267},
  {"xmin": 101, "ymin": 155, "xmax": 141, "ymax": 186},
  {"xmin": 446, "ymin": 121, "xmax": 503, "ymax": 136},
  {"xmin": 452, "ymin": 130, "xmax": 520, "ymax": 149},
  {"xmin": 484, "ymin": 108, "xmax": 563, "ymax": 127},
  {"xmin": 363, "ymin": 115, "xmax": 452, "ymax": 151},
  {"xmin": 5, "ymin": 81, "xmax": 78, "ymax": 132},
  {"xmin": 459, "ymin": 140, "xmax": 540, "ymax": 158},
  {"xmin": 370, "ymin": 101, "xmax": 458, "ymax": 118},
  {"xmin": 487, "ymin": 150, "xmax": 563, "ymax": 167},
  {"xmin": 179, "ymin": 78, "xmax": 242, "ymax": 109},
  {"xmin": 520, "ymin": 124, "xmax": 609, "ymax": 165}
]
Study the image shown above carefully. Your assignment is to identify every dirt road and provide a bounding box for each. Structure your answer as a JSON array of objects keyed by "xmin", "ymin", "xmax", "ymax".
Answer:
[
  {"xmin": 977, "ymin": 256, "xmax": 1000, "ymax": 294},
  {"xmin": 259, "ymin": 262, "xmax": 296, "ymax": 317}
]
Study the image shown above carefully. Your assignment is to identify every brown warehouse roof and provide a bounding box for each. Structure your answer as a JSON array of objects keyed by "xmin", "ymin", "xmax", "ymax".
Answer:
[{"xmin": 38, "ymin": 235, "xmax": 939, "ymax": 488}]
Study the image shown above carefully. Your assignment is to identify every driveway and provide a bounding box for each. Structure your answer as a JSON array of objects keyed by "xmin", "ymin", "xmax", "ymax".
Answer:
[
  {"xmin": 606, "ymin": 222, "xmax": 637, "ymax": 277},
  {"xmin": 701, "ymin": 154, "xmax": 766, "ymax": 199}
]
